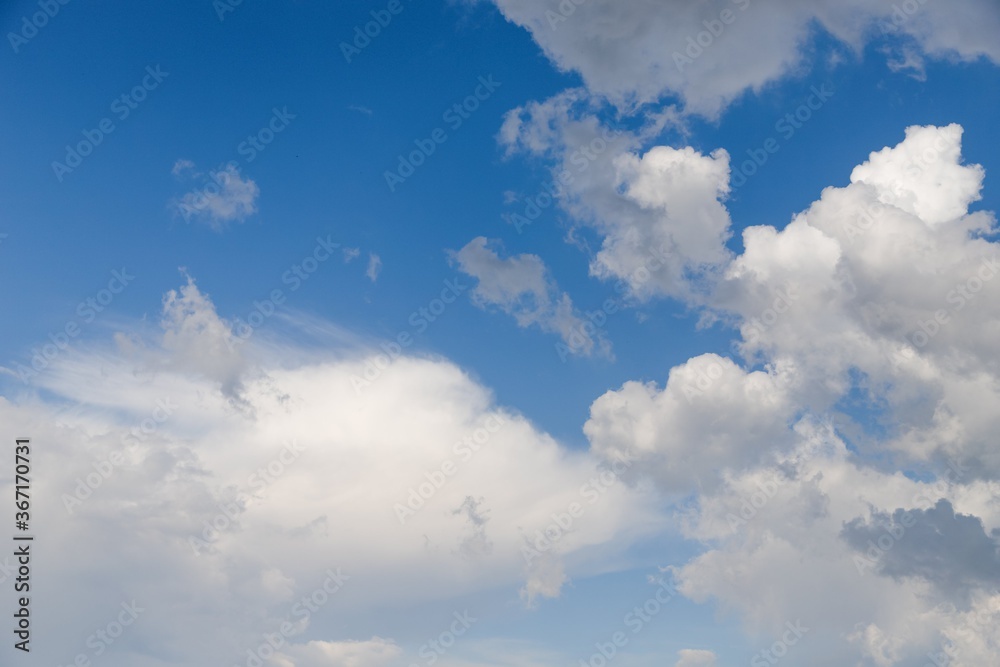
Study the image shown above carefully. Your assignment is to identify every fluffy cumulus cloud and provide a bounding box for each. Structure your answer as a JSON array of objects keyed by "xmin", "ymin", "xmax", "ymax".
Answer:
[
  {"xmin": 8, "ymin": 3, "xmax": 1000, "ymax": 666},
  {"xmin": 0, "ymin": 279, "xmax": 665, "ymax": 666},
  {"xmin": 452, "ymin": 236, "xmax": 612, "ymax": 358},
  {"xmin": 486, "ymin": 0, "xmax": 1000, "ymax": 116},
  {"xmin": 576, "ymin": 124, "xmax": 1000, "ymax": 664},
  {"xmin": 158, "ymin": 275, "xmax": 249, "ymax": 395},
  {"xmin": 719, "ymin": 125, "xmax": 1000, "ymax": 474},
  {"xmin": 672, "ymin": 422, "xmax": 1000, "ymax": 666},
  {"xmin": 850, "ymin": 124, "xmax": 985, "ymax": 227},
  {"xmin": 585, "ymin": 353, "xmax": 798, "ymax": 495},
  {"xmin": 477, "ymin": 1, "xmax": 1000, "ymax": 654},
  {"xmin": 7, "ymin": 131, "xmax": 998, "ymax": 667},
  {"xmin": 499, "ymin": 93, "xmax": 731, "ymax": 302}
]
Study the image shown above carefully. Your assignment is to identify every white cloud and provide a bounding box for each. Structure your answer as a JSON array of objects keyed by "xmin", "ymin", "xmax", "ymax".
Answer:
[
  {"xmin": 452, "ymin": 236, "xmax": 612, "ymax": 358},
  {"xmin": 884, "ymin": 44, "xmax": 928, "ymax": 81},
  {"xmin": 585, "ymin": 354, "xmax": 797, "ymax": 495},
  {"xmin": 493, "ymin": 36, "xmax": 1000, "ymax": 656},
  {"xmin": 486, "ymin": 0, "xmax": 1000, "ymax": 116},
  {"xmin": 849, "ymin": 124, "xmax": 983, "ymax": 227},
  {"xmin": 519, "ymin": 552, "xmax": 568, "ymax": 609},
  {"xmin": 348, "ymin": 104, "xmax": 374, "ymax": 116},
  {"xmin": 674, "ymin": 649, "xmax": 717, "ymax": 667},
  {"xmin": 578, "ymin": 123, "xmax": 1000, "ymax": 664},
  {"xmin": 366, "ymin": 253, "xmax": 383, "ymax": 282},
  {"xmin": 9, "ymin": 122, "xmax": 1000, "ymax": 667},
  {"xmin": 715, "ymin": 124, "xmax": 1000, "ymax": 475},
  {"xmin": 171, "ymin": 158, "xmax": 196, "ymax": 176},
  {"xmin": 174, "ymin": 163, "xmax": 260, "ymax": 229},
  {"xmin": 597, "ymin": 145, "xmax": 733, "ymax": 296},
  {"xmin": 478, "ymin": 0, "xmax": 1000, "ymax": 658},
  {"xmin": 157, "ymin": 276, "xmax": 248, "ymax": 396},
  {"xmin": 274, "ymin": 637, "xmax": 401, "ymax": 667},
  {"xmin": 0, "ymin": 278, "xmax": 664, "ymax": 666},
  {"xmin": 491, "ymin": 33, "xmax": 1000, "ymax": 655},
  {"xmin": 673, "ymin": 421, "xmax": 1000, "ymax": 666},
  {"xmin": 499, "ymin": 95, "xmax": 731, "ymax": 301}
]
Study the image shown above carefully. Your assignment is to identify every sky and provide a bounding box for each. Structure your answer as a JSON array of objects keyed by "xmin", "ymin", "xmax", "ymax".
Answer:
[{"xmin": 1, "ymin": 1, "xmax": 999, "ymax": 666}]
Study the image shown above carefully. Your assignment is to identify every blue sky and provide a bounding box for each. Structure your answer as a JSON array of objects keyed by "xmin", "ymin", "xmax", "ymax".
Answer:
[{"xmin": 2, "ymin": 1, "xmax": 1000, "ymax": 666}]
